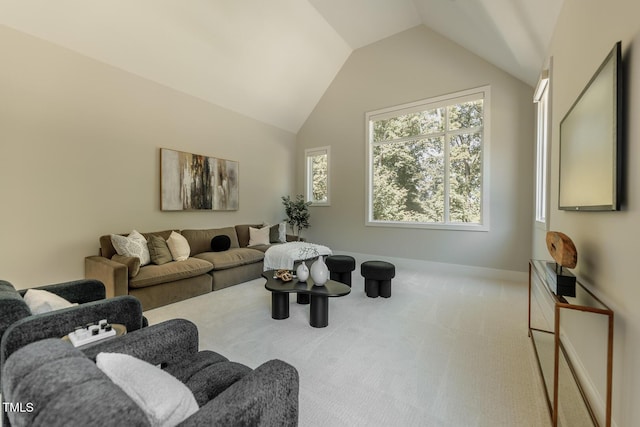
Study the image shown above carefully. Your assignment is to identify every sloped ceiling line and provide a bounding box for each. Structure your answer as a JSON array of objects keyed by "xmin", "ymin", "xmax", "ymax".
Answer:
[{"xmin": 0, "ymin": 0, "xmax": 563, "ymax": 133}]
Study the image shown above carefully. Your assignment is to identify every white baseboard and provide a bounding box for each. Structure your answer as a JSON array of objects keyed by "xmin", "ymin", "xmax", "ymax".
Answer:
[{"xmin": 332, "ymin": 250, "xmax": 528, "ymax": 283}]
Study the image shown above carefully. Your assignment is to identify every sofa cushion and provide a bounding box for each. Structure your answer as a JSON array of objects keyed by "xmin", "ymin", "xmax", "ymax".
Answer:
[
  {"xmin": 182, "ymin": 228, "xmax": 240, "ymax": 256},
  {"xmin": 167, "ymin": 231, "xmax": 190, "ymax": 261},
  {"xmin": 148, "ymin": 235, "xmax": 173, "ymax": 265},
  {"xmin": 129, "ymin": 258, "xmax": 213, "ymax": 289},
  {"xmin": 246, "ymin": 244, "xmax": 272, "ymax": 253},
  {"xmin": 194, "ymin": 248, "xmax": 264, "ymax": 271},
  {"xmin": 269, "ymin": 222, "xmax": 287, "ymax": 243},
  {"xmin": 235, "ymin": 224, "xmax": 263, "ymax": 248},
  {"xmin": 248, "ymin": 226, "xmax": 270, "ymax": 247},
  {"xmin": 111, "ymin": 230, "xmax": 151, "ymax": 266},
  {"xmin": 99, "ymin": 230, "xmax": 175, "ymax": 259}
]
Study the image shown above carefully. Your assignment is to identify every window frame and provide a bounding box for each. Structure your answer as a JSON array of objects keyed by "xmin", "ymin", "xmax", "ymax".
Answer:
[
  {"xmin": 304, "ymin": 146, "xmax": 331, "ymax": 206},
  {"xmin": 534, "ymin": 70, "xmax": 550, "ymax": 228},
  {"xmin": 365, "ymin": 86, "xmax": 491, "ymax": 231}
]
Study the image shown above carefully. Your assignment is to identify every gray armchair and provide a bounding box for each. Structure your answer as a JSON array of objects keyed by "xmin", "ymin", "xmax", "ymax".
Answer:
[
  {"xmin": 0, "ymin": 278, "xmax": 106, "ymax": 337},
  {"xmin": 2, "ymin": 319, "xmax": 299, "ymax": 427},
  {"xmin": 0, "ymin": 279, "xmax": 146, "ymax": 386}
]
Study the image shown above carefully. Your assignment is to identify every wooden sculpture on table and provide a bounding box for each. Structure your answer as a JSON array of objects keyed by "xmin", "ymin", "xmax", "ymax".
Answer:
[{"xmin": 545, "ymin": 231, "xmax": 577, "ymax": 297}]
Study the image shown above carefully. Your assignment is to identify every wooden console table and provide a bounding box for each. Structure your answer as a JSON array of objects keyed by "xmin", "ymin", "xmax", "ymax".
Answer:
[{"xmin": 528, "ymin": 259, "xmax": 613, "ymax": 427}]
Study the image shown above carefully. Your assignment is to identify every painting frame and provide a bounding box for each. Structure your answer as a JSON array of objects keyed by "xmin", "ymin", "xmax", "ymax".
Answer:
[{"xmin": 160, "ymin": 148, "xmax": 239, "ymax": 211}]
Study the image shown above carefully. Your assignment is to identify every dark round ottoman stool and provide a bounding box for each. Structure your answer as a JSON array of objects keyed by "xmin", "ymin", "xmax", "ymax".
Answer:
[
  {"xmin": 325, "ymin": 255, "xmax": 356, "ymax": 287},
  {"xmin": 360, "ymin": 261, "xmax": 395, "ymax": 298}
]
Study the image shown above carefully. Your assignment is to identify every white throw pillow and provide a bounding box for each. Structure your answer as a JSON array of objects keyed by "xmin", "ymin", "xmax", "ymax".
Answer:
[
  {"xmin": 278, "ymin": 222, "xmax": 287, "ymax": 243},
  {"xmin": 166, "ymin": 231, "xmax": 190, "ymax": 261},
  {"xmin": 111, "ymin": 230, "xmax": 151, "ymax": 266},
  {"xmin": 23, "ymin": 289, "xmax": 77, "ymax": 315},
  {"xmin": 96, "ymin": 352, "xmax": 199, "ymax": 427},
  {"xmin": 249, "ymin": 226, "xmax": 270, "ymax": 246}
]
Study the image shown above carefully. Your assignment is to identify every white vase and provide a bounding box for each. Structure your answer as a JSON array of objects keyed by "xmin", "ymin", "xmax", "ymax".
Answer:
[
  {"xmin": 296, "ymin": 261, "xmax": 309, "ymax": 282},
  {"xmin": 310, "ymin": 256, "xmax": 329, "ymax": 286}
]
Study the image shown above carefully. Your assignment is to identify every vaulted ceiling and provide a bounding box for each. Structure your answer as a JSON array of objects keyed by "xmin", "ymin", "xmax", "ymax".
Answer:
[{"xmin": 0, "ymin": 0, "xmax": 564, "ymax": 133}]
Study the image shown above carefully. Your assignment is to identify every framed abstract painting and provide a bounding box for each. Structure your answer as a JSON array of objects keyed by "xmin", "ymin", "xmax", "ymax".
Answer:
[{"xmin": 160, "ymin": 148, "xmax": 239, "ymax": 211}]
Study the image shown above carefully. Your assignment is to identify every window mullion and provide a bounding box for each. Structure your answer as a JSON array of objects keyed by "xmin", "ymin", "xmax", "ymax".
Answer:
[
  {"xmin": 443, "ymin": 109, "xmax": 450, "ymax": 224},
  {"xmin": 447, "ymin": 125, "xmax": 482, "ymax": 137},
  {"xmin": 374, "ymin": 132, "xmax": 445, "ymax": 146}
]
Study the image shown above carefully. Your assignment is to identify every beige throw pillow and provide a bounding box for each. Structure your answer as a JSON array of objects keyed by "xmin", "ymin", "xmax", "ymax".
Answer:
[
  {"xmin": 248, "ymin": 226, "xmax": 270, "ymax": 246},
  {"xmin": 167, "ymin": 231, "xmax": 190, "ymax": 261}
]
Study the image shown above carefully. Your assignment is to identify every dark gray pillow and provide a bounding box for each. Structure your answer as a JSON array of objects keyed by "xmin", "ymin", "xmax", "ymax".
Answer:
[
  {"xmin": 211, "ymin": 235, "xmax": 231, "ymax": 252},
  {"xmin": 269, "ymin": 224, "xmax": 281, "ymax": 243},
  {"xmin": 148, "ymin": 235, "xmax": 173, "ymax": 265}
]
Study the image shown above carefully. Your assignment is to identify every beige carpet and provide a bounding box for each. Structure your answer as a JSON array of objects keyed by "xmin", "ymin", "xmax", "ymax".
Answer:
[{"xmin": 144, "ymin": 254, "xmax": 550, "ymax": 427}]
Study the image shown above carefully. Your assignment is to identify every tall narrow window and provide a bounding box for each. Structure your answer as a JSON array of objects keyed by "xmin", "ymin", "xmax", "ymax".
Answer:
[
  {"xmin": 305, "ymin": 146, "xmax": 330, "ymax": 206},
  {"xmin": 366, "ymin": 86, "xmax": 490, "ymax": 230},
  {"xmin": 534, "ymin": 70, "xmax": 550, "ymax": 225}
]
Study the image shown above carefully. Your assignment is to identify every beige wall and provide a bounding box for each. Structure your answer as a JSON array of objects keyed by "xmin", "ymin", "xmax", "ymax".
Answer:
[
  {"xmin": 297, "ymin": 26, "xmax": 535, "ymax": 272},
  {"xmin": 0, "ymin": 25, "xmax": 296, "ymax": 288},
  {"xmin": 536, "ymin": 0, "xmax": 640, "ymax": 424}
]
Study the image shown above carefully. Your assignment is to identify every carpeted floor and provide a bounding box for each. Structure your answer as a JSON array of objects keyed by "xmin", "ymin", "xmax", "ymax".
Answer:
[{"xmin": 144, "ymin": 254, "xmax": 550, "ymax": 427}]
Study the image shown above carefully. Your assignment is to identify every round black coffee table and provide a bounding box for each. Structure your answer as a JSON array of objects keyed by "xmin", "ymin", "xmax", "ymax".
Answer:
[{"xmin": 262, "ymin": 270, "xmax": 351, "ymax": 328}]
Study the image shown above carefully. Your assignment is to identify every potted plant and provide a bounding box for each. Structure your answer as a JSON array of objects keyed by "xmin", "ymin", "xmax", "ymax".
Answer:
[{"xmin": 282, "ymin": 195, "xmax": 311, "ymax": 240}]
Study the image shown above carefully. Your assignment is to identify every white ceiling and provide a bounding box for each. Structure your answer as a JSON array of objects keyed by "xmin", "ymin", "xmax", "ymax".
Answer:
[{"xmin": 0, "ymin": 0, "xmax": 563, "ymax": 133}]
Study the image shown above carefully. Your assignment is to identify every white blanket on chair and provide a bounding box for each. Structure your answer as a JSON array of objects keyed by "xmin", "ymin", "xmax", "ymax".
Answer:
[{"xmin": 263, "ymin": 242, "xmax": 332, "ymax": 271}]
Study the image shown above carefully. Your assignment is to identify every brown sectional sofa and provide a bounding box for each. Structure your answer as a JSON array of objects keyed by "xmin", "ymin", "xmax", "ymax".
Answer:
[{"xmin": 85, "ymin": 224, "xmax": 289, "ymax": 310}]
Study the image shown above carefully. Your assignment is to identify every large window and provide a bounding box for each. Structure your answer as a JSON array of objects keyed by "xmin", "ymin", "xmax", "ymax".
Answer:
[
  {"xmin": 366, "ymin": 87, "xmax": 490, "ymax": 230},
  {"xmin": 534, "ymin": 70, "xmax": 550, "ymax": 225},
  {"xmin": 305, "ymin": 146, "xmax": 330, "ymax": 206}
]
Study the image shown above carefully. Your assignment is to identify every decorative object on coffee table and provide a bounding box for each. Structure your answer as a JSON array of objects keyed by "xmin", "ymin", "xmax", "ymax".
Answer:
[
  {"xmin": 296, "ymin": 261, "xmax": 309, "ymax": 282},
  {"xmin": 325, "ymin": 255, "xmax": 356, "ymax": 287},
  {"xmin": 310, "ymin": 256, "xmax": 329, "ymax": 286},
  {"xmin": 545, "ymin": 231, "xmax": 577, "ymax": 297},
  {"xmin": 361, "ymin": 261, "xmax": 395, "ymax": 298},
  {"xmin": 275, "ymin": 269, "xmax": 293, "ymax": 282}
]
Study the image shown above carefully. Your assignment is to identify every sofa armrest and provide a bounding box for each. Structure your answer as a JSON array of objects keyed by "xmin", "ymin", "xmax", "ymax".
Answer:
[
  {"xmin": 0, "ymin": 280, "xmax": 32, "ymax": 341},
  {"xmin": 2, "ymin": 339, "xmax": 148, "ymax": 427},
  {"xmin": 179, "ymin": 359, "xmax": 299, "ymax": 427},
  {"xmin": 0, "ymin": 295, "xmax": 145, "ymax": 383},
  {"xmin": 85, "ymin": 255, "xmax": 129, "ymax": 298},
  {"xmin": 18, "ymin": 279, "xmax": 106, "ymax": 304},
  {"xmin": 81, "ymin": 319, "xmax": 199, "ymax": 370}
]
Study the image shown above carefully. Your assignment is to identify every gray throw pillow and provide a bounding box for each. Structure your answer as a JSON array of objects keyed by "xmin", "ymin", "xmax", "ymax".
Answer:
[
  {"xmin": 148, "ymin": 235, "xmax": 173, "ymax": 265},
  {"xmin": 269, "ymin": 224, "xmax": 280, "ymax": 243}
]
